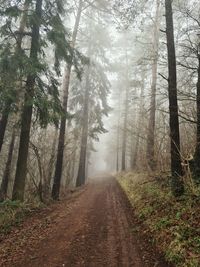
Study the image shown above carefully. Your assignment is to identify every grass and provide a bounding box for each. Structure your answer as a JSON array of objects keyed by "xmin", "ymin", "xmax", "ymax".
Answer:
[
  {"xmin": 0, "ymin": 200, "xmax": 45, "ymax": 236},
  {"xmin": 117, "ymin": 172, "xmax": 200, "ymax": 267}
]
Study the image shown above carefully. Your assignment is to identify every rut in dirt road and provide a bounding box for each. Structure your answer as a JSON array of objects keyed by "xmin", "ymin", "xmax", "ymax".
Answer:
[{"xmin": 0, "ymin": 177, "xmax": 170, "ymax": 267}]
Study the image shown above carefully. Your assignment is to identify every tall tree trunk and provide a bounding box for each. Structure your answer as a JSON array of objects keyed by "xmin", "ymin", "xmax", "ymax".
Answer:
[
  {"xmin": 146, "ymin": 0, "xmax": 161, "ymax": 171},
  {"xmin": 0, "ymin": 130, "xmax": 16, "ymax": 201},
  {"xmin": 0, "ymin": 0, "xmax": 29, "ymax": 154},
  {"xmin": 116, "ymin": 91, "xmax": 121, "ymax": 172},
  {"xmin": 52, "ymin": 0, "xmax": 83, "ymax": 200},
  {"xmin": 131, "ymin": 69, "xmax": 145, "ymax": 169},
  {"xmin": 121, "ymin": 86, "xmax": 128, "ymax": 171},
  {"xmin": 165, "ymin": 0, "xmax": 184, "ymax": 196},
  {"xmin": 76, "ymin": 69, "xmax": 90, "ymax": 187},
  {"xmin": 116, "ymin": 116, "xmax": 120, "ymax": 172},
  {"xmin": 121, "ymin": 53, "xmax": 129, "ymax": 171},
  {"xmin": 194, "ymin": 54, "xmax": 200, "ymax": 182},
  {"xmin": 12, "ymin": 0, "xmax": 42, "ymax": 201}
]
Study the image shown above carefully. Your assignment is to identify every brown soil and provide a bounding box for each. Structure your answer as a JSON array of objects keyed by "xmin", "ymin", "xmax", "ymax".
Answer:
[{"xmin": 0, "ymin": 177, "xmax": 172, "ymax": 267}]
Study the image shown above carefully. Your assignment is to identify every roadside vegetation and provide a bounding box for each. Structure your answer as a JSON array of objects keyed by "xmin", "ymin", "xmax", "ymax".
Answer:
[
  {"xmin": 118, "ymin": 172, "xmax": 200, "ymax": 267},
  {"xmin": 0, "ymin": 200, "xmax": 45, "ymax": 237}
]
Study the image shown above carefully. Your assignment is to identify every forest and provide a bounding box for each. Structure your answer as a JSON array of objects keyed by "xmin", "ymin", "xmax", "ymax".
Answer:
[{"xmin": 0, "ymin": 0, "xmax": 200, "ymax": 266}]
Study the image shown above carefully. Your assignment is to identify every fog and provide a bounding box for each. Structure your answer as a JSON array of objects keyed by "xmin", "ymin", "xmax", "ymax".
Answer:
[{"xmin": 0, "ymin": 0, "xmax": 199, "ymax": 200}]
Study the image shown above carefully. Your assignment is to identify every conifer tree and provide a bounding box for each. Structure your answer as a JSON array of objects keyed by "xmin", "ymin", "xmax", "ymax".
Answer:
[
  {"xmin": 12, "ymin": 0, "xmax": 73, "ymax": 201},
  {"xmin": 52, "ymin": 0, "xmax": 84, "ymax": 200},
  {"xmin": 0, "ymin": 0, "xmax": 29, "ymax": 153},
  {"xmin": 75, "ymin": 13, "xmax": 111, "ymax": 186}
]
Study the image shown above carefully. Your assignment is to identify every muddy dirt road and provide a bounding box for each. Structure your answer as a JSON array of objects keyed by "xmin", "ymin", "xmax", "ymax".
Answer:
[{"xmin": 0, "ymin": 177, "xmax": 170, "ymax": 267}]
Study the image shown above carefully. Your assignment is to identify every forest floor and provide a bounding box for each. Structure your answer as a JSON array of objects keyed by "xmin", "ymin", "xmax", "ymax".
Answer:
[
  {"xmin": 0, "ymin": 176, "xmax": 171, "ymax": 267},
  {"xmin": 118, "ymin": 172, "xmax": 200, "ymax": 267}
]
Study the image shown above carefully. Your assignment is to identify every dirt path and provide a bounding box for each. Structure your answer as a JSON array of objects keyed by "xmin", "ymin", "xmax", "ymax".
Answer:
[{"xmin": 0, "ymin": 177, "xmax": 170, "ymax": 267}]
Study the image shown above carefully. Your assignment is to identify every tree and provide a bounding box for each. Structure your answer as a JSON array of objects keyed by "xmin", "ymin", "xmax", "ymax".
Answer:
[
  {"xmin": 0, "ymin": 129, "xmax": 16, "ymax": 201},
  {"xmin": 12, "ymin": 0, "xmax": 43, "ymax": 201},
  {"xmin": 12, "ymin": 0, "xmax": 71, "ymax": 201},
  {"xmin": 75, "ymin": 11, "xmax": 111, "ymax": 185},
  {"xmin": 130, "ymin": 67, "xmax": 145, "ymax": 170},
  {"xmin": 146, "ymin": 0, "xmax": 161, "ymax": 171},
  {"xmin": 75, "ymin": 59, "xmax": 111, "ymax": 186},
  {"xmin": 52, "ymin": 0, "xmax": 84, "ymax": 200},
  {"xmin": 165, "ymin": 0, "xmax": 184, "ymax": 196},
  {"xmin": 194, "ymin": 40, "xmax": 200, "ymax": 182},
  {"xmin": 0, "ymin": 0, "xmax": 29, "ymax": 153},
  {"xmin": 121, "ymin": 51, "xmax": 129, "ymax": 171},
  {"xmin": 76, "ymin": 66, "xmax": 90, "ymax": 186}
]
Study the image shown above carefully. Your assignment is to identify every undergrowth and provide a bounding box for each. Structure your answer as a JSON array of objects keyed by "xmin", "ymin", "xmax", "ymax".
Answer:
[
  {"xmin": 118, "ymin": 172, "xmax": 200, "ymax": 267},
  {"xmin": 0, "ymin": 200, "xmax": 45, "ymax": 236}
]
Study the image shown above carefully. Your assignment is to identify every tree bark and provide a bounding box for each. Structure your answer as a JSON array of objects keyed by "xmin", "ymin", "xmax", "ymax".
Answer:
[
  {"xmin": 70, "ymin": 139, "xmax": 78, "ymax": 184},
  {"xmin": 0, "ymin": 105, "xmax": 10, "ymax": 153},
  {"xmin": 165, "ymin": 0, "xmax": 184, "ymax": 196},
  {"xmin": 121, "ymin": 86, "xmax": 128, "ymax": 171},
  {"xmin": 45, "ymin": 129, "xmax": 58, "ymax": 193},
  {"xmin": 30, "ymin": 141, "xmax": 44, "ymax": 202},
  {"xmin": 131, "ymin": 69, "xmax": 145, "ymax": 169},
  {"xmin": 146, "ymin": 0, "xmax": 161, "ymax": 171},
  {"xmin": 116, "ymin": 113, "xmax": 120, "ymax": 172},
  {"xmin": 194, "ymin": 54, "xmax": 200, "ymax": 182},
  {"xmin": 121, "ymin": 52, "xmax": 129, "ymax": 171},
  {"xmin": 76, "ymin": 68, "xmax": 90, "ymax": 187},
  {"xmin": 0, "ymin": 130, "xmax": 16, "ymax": 201},
  {"xmin": 131, "ymin": 132, "xmax": 139, "ymax": 169},
  {"xmin": 12, "ymin": 0, "xmax": 42, "ymax": 201},
  {"xmin": 52, "ymin": 0, "xmax": 83, "ymax": 200}
]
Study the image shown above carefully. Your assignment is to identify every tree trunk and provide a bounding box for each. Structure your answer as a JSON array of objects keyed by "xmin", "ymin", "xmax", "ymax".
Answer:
[
  {"xmin": 76, "ymin": 68, "xmax": 90, "ymax": 187},
  {"xmin": 121, "ymin": 53, "xmax": 129, "ymax": 171},
  {"xmin": 146, "ymin": 0, "xmax": 161, "ymax": 171},
  {"xmin": 165, "ymin": 0, "xmax": 184, "ymax": 196},
  {"xmin": 116, "ymin": 91, "xmax": 121, "ymax": 172},
  {"xmin": 52, "ymin": 0, "xmax": 83, "ymax": 200},
  {"xmin": 0, "ymin": 130, "xmax": 16, "ymax": 201},
  {"xmin": 45, "ymin": 129, "xmax": 58, "ymax": 195},
  {"xmin": 0, "ymin": 105, "xmax": 10, "ymax": 153},
  {"xmin": 121, "ymin": 86, "xmax": 128, "ymax": 171},
  {"xmin": 70, "ymin": 139, "xmax": 77, "ymax": 185},
  {"xmin": 0, "ymin": 0, "xmax": 29, "ymax": 154},
  {"xmin": 131, "ymin": 133, "xmax": 139, "ymax": 169},
  {"xmin": 131, "ymin": 69, "xmax": 145, "ymax": 169},
  {"xmin": 30, "ymin": 141, "xmax": 44, "ymax": 202},
  {"xmin": 12, "ymin": 0, "xmax": 42, "ymax": 201},
  {"xmin": 194, "ymin": 54, "xmax": 200, "ymax": 182},
  {"xmin": 116, "ymin": 117, "xmax": 120, "ymax": 172}
]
